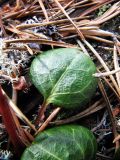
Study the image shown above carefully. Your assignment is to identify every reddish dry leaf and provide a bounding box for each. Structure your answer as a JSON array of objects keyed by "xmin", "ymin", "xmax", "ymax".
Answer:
[
  {"xmin": 2, "ymin": 4, "xmax": 11, "ymax": 12},
  {"xmin": 112, "ymin": 107, "xmax": 120, "ymax": 117},
  {"xmin": 13, "ymin": 76, "xmax": 28, "ymax": 91},
  {"xmin": 0, "ymin": 86, "xmax": 32, "ymax": 156}
]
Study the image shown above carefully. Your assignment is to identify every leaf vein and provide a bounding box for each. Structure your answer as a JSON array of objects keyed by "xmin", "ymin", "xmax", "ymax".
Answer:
[
  {"xmin": 72, "ymin": 129, "xmax": 85, "ymax": 159},
  {"xmin": 47, "ymin": 55, "xmax": 79, "ymax": 101},
  {"xmin": 36, "ymin": 57, "xmax": 54, "ymax": 88},
  {"xmin": 51, "ymin": 80, "xmax": 92, "ymax": 98},
  {"xmin": 38, "ymin": 145, "xmax": 62, "ymax": 160}
]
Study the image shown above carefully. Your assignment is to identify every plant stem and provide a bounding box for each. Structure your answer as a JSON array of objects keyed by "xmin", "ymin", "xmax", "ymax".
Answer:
[
  {"xmin": 35, "ymin": 107, "xmax": 60, "ymax": 135},
  {"xmin": 35, "ymin": 101, "xmax": 48, "ymax": 127},
  {"xmin": 12, "ymin": 88, "xmax": 17, "ymax": 104}
]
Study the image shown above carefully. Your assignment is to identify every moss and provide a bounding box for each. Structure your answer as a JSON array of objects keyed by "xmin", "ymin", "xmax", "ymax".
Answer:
[{"xmin": 96, "ymin": 4, "xmax": 111, "ymax": 17}]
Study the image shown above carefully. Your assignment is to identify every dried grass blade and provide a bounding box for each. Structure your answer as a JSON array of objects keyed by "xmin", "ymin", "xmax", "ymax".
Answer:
[
  {"xmin": 94, "ymin": 1, "xmax": 120, "ymax": 21},
  {"xmin": 53, "ymin": 0, "xmax": 85, "ymax": 40},
  {"xmin": 37, "ymin": 0, "xmax": 49, "ymax": 22},
  {"xmin": 83, "ymin": 40, "xmax": 120, "ymax": 96},
  {"xmin": 98, "ymin": 80, "xmax": 119, "ymax": 150},
  {"xmin": 49, "ymin": 0, "xmax": 74, "ymax": 20},
  {"xmin": 4, "ymin": 39, "xmax": 77, "ymax": 48},
  {"xmin": 51, "ymin": 98, "xmax": 109, "ymax": 125},
  {"xmin": 113, "ymin": 46, "xmax": 120, "ymax": 88},
  {"xmin": 80, "ymin": 0, "xmax": 116, "ymax": 17},
  {"xmin": 16, "ymin": 16, "xmax": 88, "ymax": 30},
  {"xmin": 85, "ymin": 35, "xmax": 113, "ymax": 44}
]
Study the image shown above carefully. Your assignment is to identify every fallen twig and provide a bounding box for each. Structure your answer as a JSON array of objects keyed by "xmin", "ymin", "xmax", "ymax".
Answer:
[{"xmin": 98, "ymin": 80, "xmax": 119, "ymax": 150}]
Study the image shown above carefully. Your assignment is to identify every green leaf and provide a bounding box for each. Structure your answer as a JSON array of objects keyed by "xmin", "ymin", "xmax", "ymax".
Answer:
[
  {"xmin": 21, "ymin": 125, "xmax": 97, "ymax": 160},
  {"xmin": 30, "ymin": 48, "xmax": 97, "ymax": 109}
]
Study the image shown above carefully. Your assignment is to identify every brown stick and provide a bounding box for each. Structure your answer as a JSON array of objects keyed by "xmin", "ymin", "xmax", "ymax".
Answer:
[
  {"xmin": 98, "ymin": 80, "xmax": 119, "ymax": 150},
  {"xmin": 93, "ymin": 68, "xmax": 120, "ymax": 78},
  {"xmin": 35, "ymin": 107, "xmax": 60, "ymax": 135}
]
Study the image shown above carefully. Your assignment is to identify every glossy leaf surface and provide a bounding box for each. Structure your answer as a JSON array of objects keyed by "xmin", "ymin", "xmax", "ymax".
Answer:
[
  {"xmin": 21, "ymin": 125, "xmax": 97, "ymax": 160},
  {"xmin": 30, "ymin": 48, "xmax": 97, "ymax": 109}
]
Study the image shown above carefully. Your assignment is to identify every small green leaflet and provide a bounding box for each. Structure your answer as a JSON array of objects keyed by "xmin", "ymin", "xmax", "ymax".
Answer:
[
  {"xmin": 30, "ymin": 48, "xmax": 97, "ymax": 109},
  {"xmin": 21, "ymin": 125, "xmax": 97, "ymax": 160}
]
